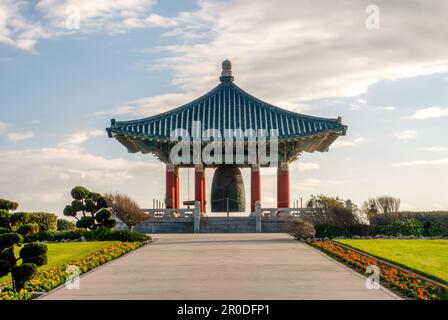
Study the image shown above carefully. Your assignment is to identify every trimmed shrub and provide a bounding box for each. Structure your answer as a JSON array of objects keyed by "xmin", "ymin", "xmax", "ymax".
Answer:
[
  {"xmin": 0, "ymin": 199, "xmax": 19, "ymax": 211},
  {"xmin": 0, "ymin": 227, "xmax": 8, "ymax": 235},
  {"xmin": 20, "ymin": 243, "xmax": 48, "ymax": 265},
  {"xmin": 76, "ymin": 216, "xmax": 95, "ymax": 229},
  {"xmin": 315, "ymin": 224, "xmax": 372, "ymax": 238},
  {"xmin": 373, "ymin": 219, "xmax": 424, "ymax": 236},
  {"xmin": 287, "ymin": 220, "xmax": 316, "ymax": 240},
  {"xmin": 57, "ymin": 219, "xmax": 76, "ymax": 231},
  {"xmin": 64, "ymin": 186, "xmax": 115, "ymax": 230},
  {"xmin": 0, "ymin": 233, "xmax": 23, "ymax": 249},
  {"xmin": 9, "ymin": 212, "xmax": 30, "ymax": 226},
  {"xmin": 26, "ymin": 228, "xmax": 87, "ymax": 242},
  {"xmin": 17, "ymin": 223, "xmax": 39, "ymax": 238},
  {"xmin": 0, "ymin": 210, "xmax": 10, "ymax": 229},
  {"xmin": 11, "ymin": 263, "xmax": 37, "ymax": 290},
  {"xmin": 28, "ymin": 212, "xmax": 57, "ymax": 232},
  {"xmin": 83, "ymin": 227, "xmax": 150, "ymax": 242}
]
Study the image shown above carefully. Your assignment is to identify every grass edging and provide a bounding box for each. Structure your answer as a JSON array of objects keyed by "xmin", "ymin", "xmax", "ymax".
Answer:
[
  {"xmin": 335, "ymin": 240, "xmax": 448, "ymax": 287},
  {"xmin": 307, "ymin": 240, "xmax": 447, "ymax": 300},
  {"xmin": 0, "ymin": 241, "xmax": 147, "ymax": 300}
]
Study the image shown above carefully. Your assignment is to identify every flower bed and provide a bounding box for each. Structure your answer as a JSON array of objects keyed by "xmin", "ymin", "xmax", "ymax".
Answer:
[
  {"xmin": 0, "ymin": 241, "xmax": 144, "ymax": 300},
  {"xmin": 309, "ymin": 241, "xmax": 445, "ymax": 300}
]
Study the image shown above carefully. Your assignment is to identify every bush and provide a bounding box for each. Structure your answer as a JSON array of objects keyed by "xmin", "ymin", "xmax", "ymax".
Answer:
[
  {"xmin": 76, "ymin": 216, "xmax": 95, "ymax": 229},
  {"xmin": 0, "ymin": 227, "xmax": 7, "ymax": 235},
  {"xmin": 17, "ymin": 223, "xmax": 39, "ymax": 238},
  {"xmin": 105, "ymin": 193, "xmax": 148, "ymax": 230},
  {"xmin": 9, "ymin": 212, "xmax": 30, "ymax": 226},
  {"xmin": 0, "ymin": 199, "xmax": 19, "ymax": 211},
  {"xmin": 315, "ymin": 224, "xmax": 372, "ymax": 238},
  {"xmin": 11, "ymin": 263, "xmax": 37, "ymax": 290},
  {"xmin": 20, "ymin": 243, "xmax": 48, "ymax": 265},
  {"xmin": 373, "ymin": 219, "xmax": 424, "ymax": 236},
  {"xmin": 64, "ymin": 186, "xmax": 115, "ymax": 230},
  {"xmin": 287, "ymin": 220, "xmax": 316, "ymax": 240},
  {"xmin": 28, "ymin": 212, "xmax": 57, "ymax": 232},
  {"xmin": 57, "ymin": 219, "xmax": 76, "ymax": 231},
  {"xmin": 83, "ymin": 228, "xmax": 150, "ymax": 242},
  {"xmin": 26, "ymin": 229, "xmax": 87, "ymax": 242}
]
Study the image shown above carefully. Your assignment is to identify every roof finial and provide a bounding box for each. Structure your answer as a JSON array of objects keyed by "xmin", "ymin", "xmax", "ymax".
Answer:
[{"xmin": 220, "ymin": 59, "xmax": 234, "ymax": 82}]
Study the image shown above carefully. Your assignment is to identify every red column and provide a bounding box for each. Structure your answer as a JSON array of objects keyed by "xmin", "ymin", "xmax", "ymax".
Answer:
[
  {"xmin": 277, "ymin": 161, "xmax": 290, "ymax": 208},
  {"xmin": 174, "ymin": 167, "xmax": 180, "ymax": 208},
  {"xmin": 166, "ymin": 164, "xmax": 175, "ymax": 209},
  {"xmin": 251, "ymin": 164, "xmax": 261, "ymax": 212},
  {"xmin": 195, "ymin": 164, "xmax": 206, "ymax": 213}
]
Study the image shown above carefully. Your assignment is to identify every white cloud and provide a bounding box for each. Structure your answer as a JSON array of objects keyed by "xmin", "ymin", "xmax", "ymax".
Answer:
[
  {"xmin": 0, "ymin": 121, "xmax": 12, "ymax": 133},
  {"xmin": 394, "ymin": 130, "xmax": 418, "ymax": 143},
  {"xmin": 423, "ymin": 146, "xmax": 448, "ymax": 152},
  {"xmin": 393, "ymin": 158, "xmax": 448, "ymax": 167},
  {"xmin": 0, "ymin": 147, "xmax": 163, "ymax": 213},
  {"xmin": 58, "ymin": 129, "xmax": 105, "ymax": 147},
  {"xmin": 291, "ymin": 161, "xmax": 320, "ymax": 172},
  {"xmin": 93, "ymin": 92, "xmax": 196, "ymax": 117},
  {"xmin": 7, "ymin": 130, "xmax": 34, "ymax": 141},
  {"xmin": 407, "ymin": 106, "xmax": 448, "ymax": 120},
  {"xmin": 89, "ymin": 129, "xmax": 105, "ymax": 137},
  {"xmin": 0, "ymin": 0, "xmax": 48, "ymax": 51},
  {"xmin": 330, "ymin": 137, "xmax": 366, "ymax": 149},
  {"xmin": 376, "ymin": 106, "xmax": 396, "ymax": 112}
]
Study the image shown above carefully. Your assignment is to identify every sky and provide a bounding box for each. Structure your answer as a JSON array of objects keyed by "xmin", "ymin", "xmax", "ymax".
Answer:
[{"xmin": 0, "ymin": 0, "xmax": 447, "ymax": 216}]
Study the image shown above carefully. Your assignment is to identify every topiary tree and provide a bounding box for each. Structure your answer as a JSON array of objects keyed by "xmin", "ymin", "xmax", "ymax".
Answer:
[
  {"xmin": 0, "ymin": 200, "xmax": 47, "ymax": 292},
  {"xmin": 63, "ymin": 186, "xmax": 116, "ymax": 230},
  {"xmin": 57, "ymin": 218, "xmax": 76, "ymax": 231}
]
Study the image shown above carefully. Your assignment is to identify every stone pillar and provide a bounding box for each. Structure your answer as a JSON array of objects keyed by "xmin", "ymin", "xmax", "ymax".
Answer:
[
  {"xmin": 194, "ymin": 201, "xmax": 201, "ymax": 233},
  {"xmin": 255, "ymin": 200, "xmax": 262, "ymax": 233},
  {"xmin": 277, "ymin": 161, "xmax": 290, "ymax": 208},
  {"xmin": 165, "ymin": 163, "xmax": 175, "ymax": 209},
  {"xmin": 195, "ymin": 164, "xmax": 206, "ymax": 213},
  {"xmin": 251, "ymin": 164, "xmax": 261, "ymax": 213},
  {"xmin": 174, "ymin": 167, "xmax": 180, "ymax": 209}
]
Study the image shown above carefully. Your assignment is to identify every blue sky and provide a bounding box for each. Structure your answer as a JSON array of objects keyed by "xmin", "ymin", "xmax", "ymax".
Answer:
[{"xmin": 0, "ymin": 0, "xmax": 447, "ymax": 215}]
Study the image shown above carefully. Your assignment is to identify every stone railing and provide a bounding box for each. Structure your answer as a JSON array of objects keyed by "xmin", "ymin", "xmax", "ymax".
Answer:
[{"xmin": 143, "ymin": 201, "xmax": 201, "ymax": 233}]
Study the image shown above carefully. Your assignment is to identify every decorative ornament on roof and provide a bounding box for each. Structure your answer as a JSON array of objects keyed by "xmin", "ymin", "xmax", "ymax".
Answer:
[{"xmin": 220, "ymin": 59, "xmax": 234, "ymax": 82}]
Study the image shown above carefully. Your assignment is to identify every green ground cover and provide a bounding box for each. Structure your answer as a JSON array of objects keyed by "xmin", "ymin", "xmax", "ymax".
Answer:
[
  {"xmin": 336, "ymin": 239, "xmax": 448, "ymax": 282},
  {"xmin": 0, "ymin": 241, "xmax": 118, "ymax": 287}
]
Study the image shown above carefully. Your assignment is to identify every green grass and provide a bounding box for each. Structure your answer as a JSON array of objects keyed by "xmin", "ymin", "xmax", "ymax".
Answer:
[
  {"xmin": 0, "ymin": 241, "xmax": 118, "ymax": 287},
  {"xmin": 336, "ymin": 239, "xmax": 448, "ymax": 283}
]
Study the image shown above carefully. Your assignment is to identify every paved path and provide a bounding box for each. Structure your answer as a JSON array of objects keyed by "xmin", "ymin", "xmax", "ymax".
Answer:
[{"xmin": 41, "ymin": 234, "xmax": 399, "ymax": 300}]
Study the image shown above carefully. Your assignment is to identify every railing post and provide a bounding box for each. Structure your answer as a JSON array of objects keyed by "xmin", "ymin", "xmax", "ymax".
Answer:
[
  {"xmin": 194, "ymin": 201, "xmax": 201, "ymax": 233},
  {"xmin": 255, "ymin": 200, "xmax": 262, "ymax": 233}
]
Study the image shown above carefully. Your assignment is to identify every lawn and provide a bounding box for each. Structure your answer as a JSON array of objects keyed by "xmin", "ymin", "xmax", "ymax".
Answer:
[
  {"xmin": 0, "ymin": 241, "xmax": 118, "ymax": 287},
  {"xmin": 336, "ymin": 239, "xmax": 448, "ymax": 283}
]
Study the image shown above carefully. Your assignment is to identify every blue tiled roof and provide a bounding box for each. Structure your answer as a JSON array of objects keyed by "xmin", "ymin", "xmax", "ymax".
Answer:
[{"xmin": 107, "ymin": 80, "xmax": 347, "ymax": 144}]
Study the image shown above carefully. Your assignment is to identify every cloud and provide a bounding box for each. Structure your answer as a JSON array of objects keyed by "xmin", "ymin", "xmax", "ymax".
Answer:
[
  {"xmin": 330, "ymin": 137, "xmax": 366, "ymax": 149},
  {"xmin": 0, "ymin": 0, "xmax": 48, "ymax": 51},
  {"xmin": 394, "ymin": 130, "xmax": 418, "ymax": 143},
  {"xmin": 376, "ymin": 106, "xmax": 395, "ymax": 112},
  {"xmin": 290, "ymin": 161, "xmax": 320, "ymax": 172},
  {"xmin": 393, "ymin": 158, "xmax": 448, "ymax": 167},
  {"xmin": 0, "ymin": 0, "xmax": 158, "ymax": 51},
  {"xmin": 407, "ymin": 106, "xmax": 448, "ymax": 120},
  {"xmin": 300, "ymin": 178, "xmax": 344, "ymax": 190},
  {"xmin": 0, "ymin": 147, "xmax": 164, "ymax": 213},
  {"xmin": 0, "ymin": 121, "xmax": 13, "ymax": 133},
  {"xmin": 7, "ymin": 130, "xmax": 34, "ymax": 141},
  {"xmin": 58, "ymin": 129, "xmax": 105, "ymax": 147},
  {"xmin": 423, "ymin": 146, "xmax": 448, "ymax": 152},
  {"xmin": 93, "ymin": 92, "xmax": 196, "ymax": 117}
]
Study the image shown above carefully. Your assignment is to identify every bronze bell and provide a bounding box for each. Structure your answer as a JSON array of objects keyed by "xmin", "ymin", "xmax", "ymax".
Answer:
[{"xmin": 211, "ymin": 165, "xmax": 245, "ymax": 212}]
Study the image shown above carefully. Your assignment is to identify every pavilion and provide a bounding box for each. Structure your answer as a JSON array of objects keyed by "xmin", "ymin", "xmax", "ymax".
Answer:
[{"xmin": 107, "ymin": 60, "xmax": 347, "ymax": 214}]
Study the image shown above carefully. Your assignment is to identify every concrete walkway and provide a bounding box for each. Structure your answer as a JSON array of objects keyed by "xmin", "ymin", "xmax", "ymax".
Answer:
[{"xmin": 41, "ymin": 234, "xmax": 399, "ymax": 300}]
